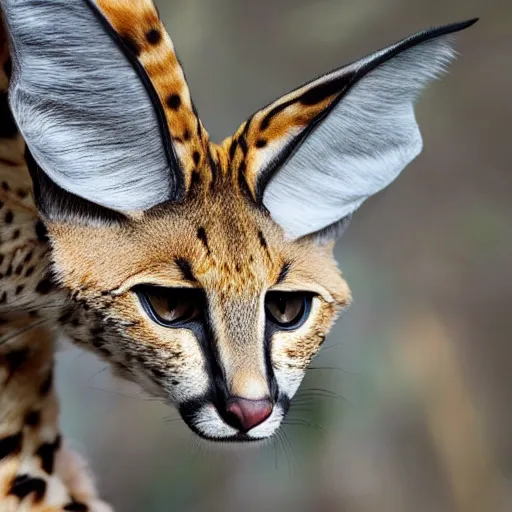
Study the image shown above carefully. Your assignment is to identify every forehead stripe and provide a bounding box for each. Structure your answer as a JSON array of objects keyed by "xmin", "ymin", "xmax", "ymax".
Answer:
[
  {"xmin": 276, "ymin": 262, "xmax": 291, "ymax": 285},
  {"xmin": 175, "ymin": 258, "xmax": 197, "ymax": 282},
  {"xmin": 197, "ymin": 226, "xmax": 210, "ymax": 254}
]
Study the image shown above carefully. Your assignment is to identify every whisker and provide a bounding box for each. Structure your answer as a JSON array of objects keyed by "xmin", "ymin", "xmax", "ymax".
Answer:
[
  {"xmin": 295, "ymin": 388, "xmax": 354, "ymax": 405},
  {"xmin": 87, "ymin": 385, "xmax": 164, "ymax": 402},
  {"xmin": 307, "ymin": 365, "xmax": 356, "ymax": 375},
  {"xmin": 273, "ymin": 432, "xmax": 280, "ymax": 471},
  {"xmin": 280, "ymin": 429, "xmax": 296, "ymax": 477},
  {"xmin": 274, "ymin": 430, "xmax": 286, "ymax": 473},
  {"xmin": 0, "ymin": 317, "xmax": 51, "ymax": 345},
  {"xmin": 85, "ymin": 365, "xmax": 109, "ymax": 382},
  {"xmin": 319, "ymin": 341, "xmax": 343, "ymax": 352},
  {"xmin": 284, "ymin": 418, "xmax": 326, "ymax": 434},
  {"xmin": 162, "ymin": 416, "xmax": 182, "ymax": 424}
]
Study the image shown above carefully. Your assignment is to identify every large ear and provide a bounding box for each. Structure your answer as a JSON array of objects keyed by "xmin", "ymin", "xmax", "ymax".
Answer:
[
  {"xmin": 227, "ymin": 20, "xmax": 477, "ymax": 240},
  {"xmin": 2, "ymin": 0, "xmax": 210, "ymax": 221}
]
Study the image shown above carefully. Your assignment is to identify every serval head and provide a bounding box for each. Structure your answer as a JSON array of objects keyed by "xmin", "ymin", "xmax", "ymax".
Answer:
[{"xmin": 3, "ymin": 0, "xmax": 476, "ymax": 441}]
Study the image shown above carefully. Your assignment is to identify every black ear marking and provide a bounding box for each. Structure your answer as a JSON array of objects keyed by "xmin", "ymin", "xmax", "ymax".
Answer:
[
  {"xmin": 120, "ymin": 35, "xmax": 141, "ymax": 56},
  {"xmin": 166, "ymin": 94, "xmax": 181, "ymax": 110},
  {"xmin": 253, "ymin": 19, "xmax": 478, "ymax": 240},
  {"xmin": 146, "ymin": 28, "xmax": 162, "ymax": 45}
]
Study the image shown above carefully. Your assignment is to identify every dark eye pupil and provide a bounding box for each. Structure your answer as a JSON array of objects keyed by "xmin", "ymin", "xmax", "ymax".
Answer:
[
  {"xmin": 277, "ymin": 296, "xmax": 287, "ymax": 315},
  {"xmin": 167, "ymin": 296, "xmax": 178, "ymax": 311}
]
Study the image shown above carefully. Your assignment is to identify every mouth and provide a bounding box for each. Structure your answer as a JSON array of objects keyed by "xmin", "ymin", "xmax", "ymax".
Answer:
[{"xmin": 179, "ymin": 395, "xmax": 290, "ymax": 443}]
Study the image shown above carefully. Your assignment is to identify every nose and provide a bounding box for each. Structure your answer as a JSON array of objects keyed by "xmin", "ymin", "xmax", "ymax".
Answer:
[{"xmin": 225, "ymin": 397, "xmax": 273, "ymax": 432}]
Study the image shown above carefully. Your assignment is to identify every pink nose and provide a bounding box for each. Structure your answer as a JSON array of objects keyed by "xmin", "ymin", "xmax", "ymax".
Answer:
[{"xmin": 225, "ymin": 397, "xmax": 273, "ymax": 432}]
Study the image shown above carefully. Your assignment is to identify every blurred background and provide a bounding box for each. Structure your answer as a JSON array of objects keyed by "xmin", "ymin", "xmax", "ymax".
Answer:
[{"xmin": 55, "ymin": 0, "xmax": 511, "ymax": 510}]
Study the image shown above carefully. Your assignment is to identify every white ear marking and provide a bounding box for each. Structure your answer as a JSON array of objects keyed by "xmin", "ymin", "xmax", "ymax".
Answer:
[
  {"xmin": 3, "ymin": 0, "xmax": 178, "ymax": 213},
  {"xmin": 260, "ymin": 21, "xmax": 477, "ymax": 239}
]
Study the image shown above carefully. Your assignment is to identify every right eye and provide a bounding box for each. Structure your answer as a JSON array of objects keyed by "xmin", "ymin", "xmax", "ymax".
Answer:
[{"xmin": 135, "ymin": 285, "xmax": 204, "ymax": 327}]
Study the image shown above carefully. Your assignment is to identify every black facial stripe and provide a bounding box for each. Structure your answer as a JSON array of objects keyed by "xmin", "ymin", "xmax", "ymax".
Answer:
[
  {"xmin": 39, "ymin": 369, "xmax": 53, "ymax": 396},
  {"xmin": 200, "ymin": 305, "xmax": 229, "ymax": 405},
  {"xmin": 229, "ymin": 138, "xmax": 238, "ymax": 160},
  {"xmin": 207, "ymin": 148, "xmax": 218, "ymax": 189},
  {"xmin": 276, "ymin": 262, "xmax": 291, "ymax": 284},
  {"xmin": 174, "ymin": 296, "xmax": 279, "ymax": 421},
  {"xmin": 0, "ymin": 432, "xmax": 22, "ymax": 460},
  {"xmin": 174, "ymin": 258, "xmax": 197, "ymax": 282},
  {"xmin": 237, "ymin": 160, "xmax": 253, "ymax": 200},
  {"xmin": 36, "ymin": 435, "xmax": 61, "ymax": 474},
  {"xmin": 178, "ymin": 396, "xmax": 209, "ymax": 434},
  {"xmin": 257, "ymin": 230, "xmax": 272, "ymax": 260},
  {"xmin": 196, "ymin": 227, "xmax": 210, "ymax": 254}
]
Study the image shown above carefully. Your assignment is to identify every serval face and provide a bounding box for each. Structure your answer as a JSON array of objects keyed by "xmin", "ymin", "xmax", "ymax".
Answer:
[
  {"xmin": 2, "ymin": 0, "xmax": 476, "ymax": 440},
  {"xmin": 48, "ymin": 171, "xmax": 350, "ymax": 441}
]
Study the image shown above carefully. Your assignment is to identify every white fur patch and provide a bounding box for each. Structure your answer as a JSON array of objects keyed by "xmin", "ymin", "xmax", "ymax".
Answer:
[
  {"xmin": 191, "ymin": 402, "xmax": 285, "ymax": 440},
  {"xmin": 3, "ymin": 0, "xmax": 173, "ymax": 212},
  {"xmin": 263, "ymin": 33, "xmax": 457, "ymax": 239}
]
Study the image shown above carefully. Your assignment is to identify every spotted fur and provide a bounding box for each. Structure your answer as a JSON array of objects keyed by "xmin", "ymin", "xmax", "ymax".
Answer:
[{"xmin": 0, "ymin": 1, "xmax": 476, "ymax": 508}]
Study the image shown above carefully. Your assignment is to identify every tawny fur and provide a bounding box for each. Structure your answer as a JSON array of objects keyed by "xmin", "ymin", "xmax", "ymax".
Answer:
[
  {"xmin": 0, "ymin": 19, "xmax": 114, "ymax": 511},
  {"xmin": 0, "ymin": 2, "xmax": 349, "ymax": 507},
  {"xmin": 0, "ymin": 0, "xmax": 473, "ymax": 507}
]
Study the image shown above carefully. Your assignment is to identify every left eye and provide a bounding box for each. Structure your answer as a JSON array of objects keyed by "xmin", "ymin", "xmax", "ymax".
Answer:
[
  {"xmin": 135, "ymin": 285, "xmax": 204, "ymax": 327},
  {"xmin": 265, "ymin": 292, "xmax": 312, "ymax": 330}
]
